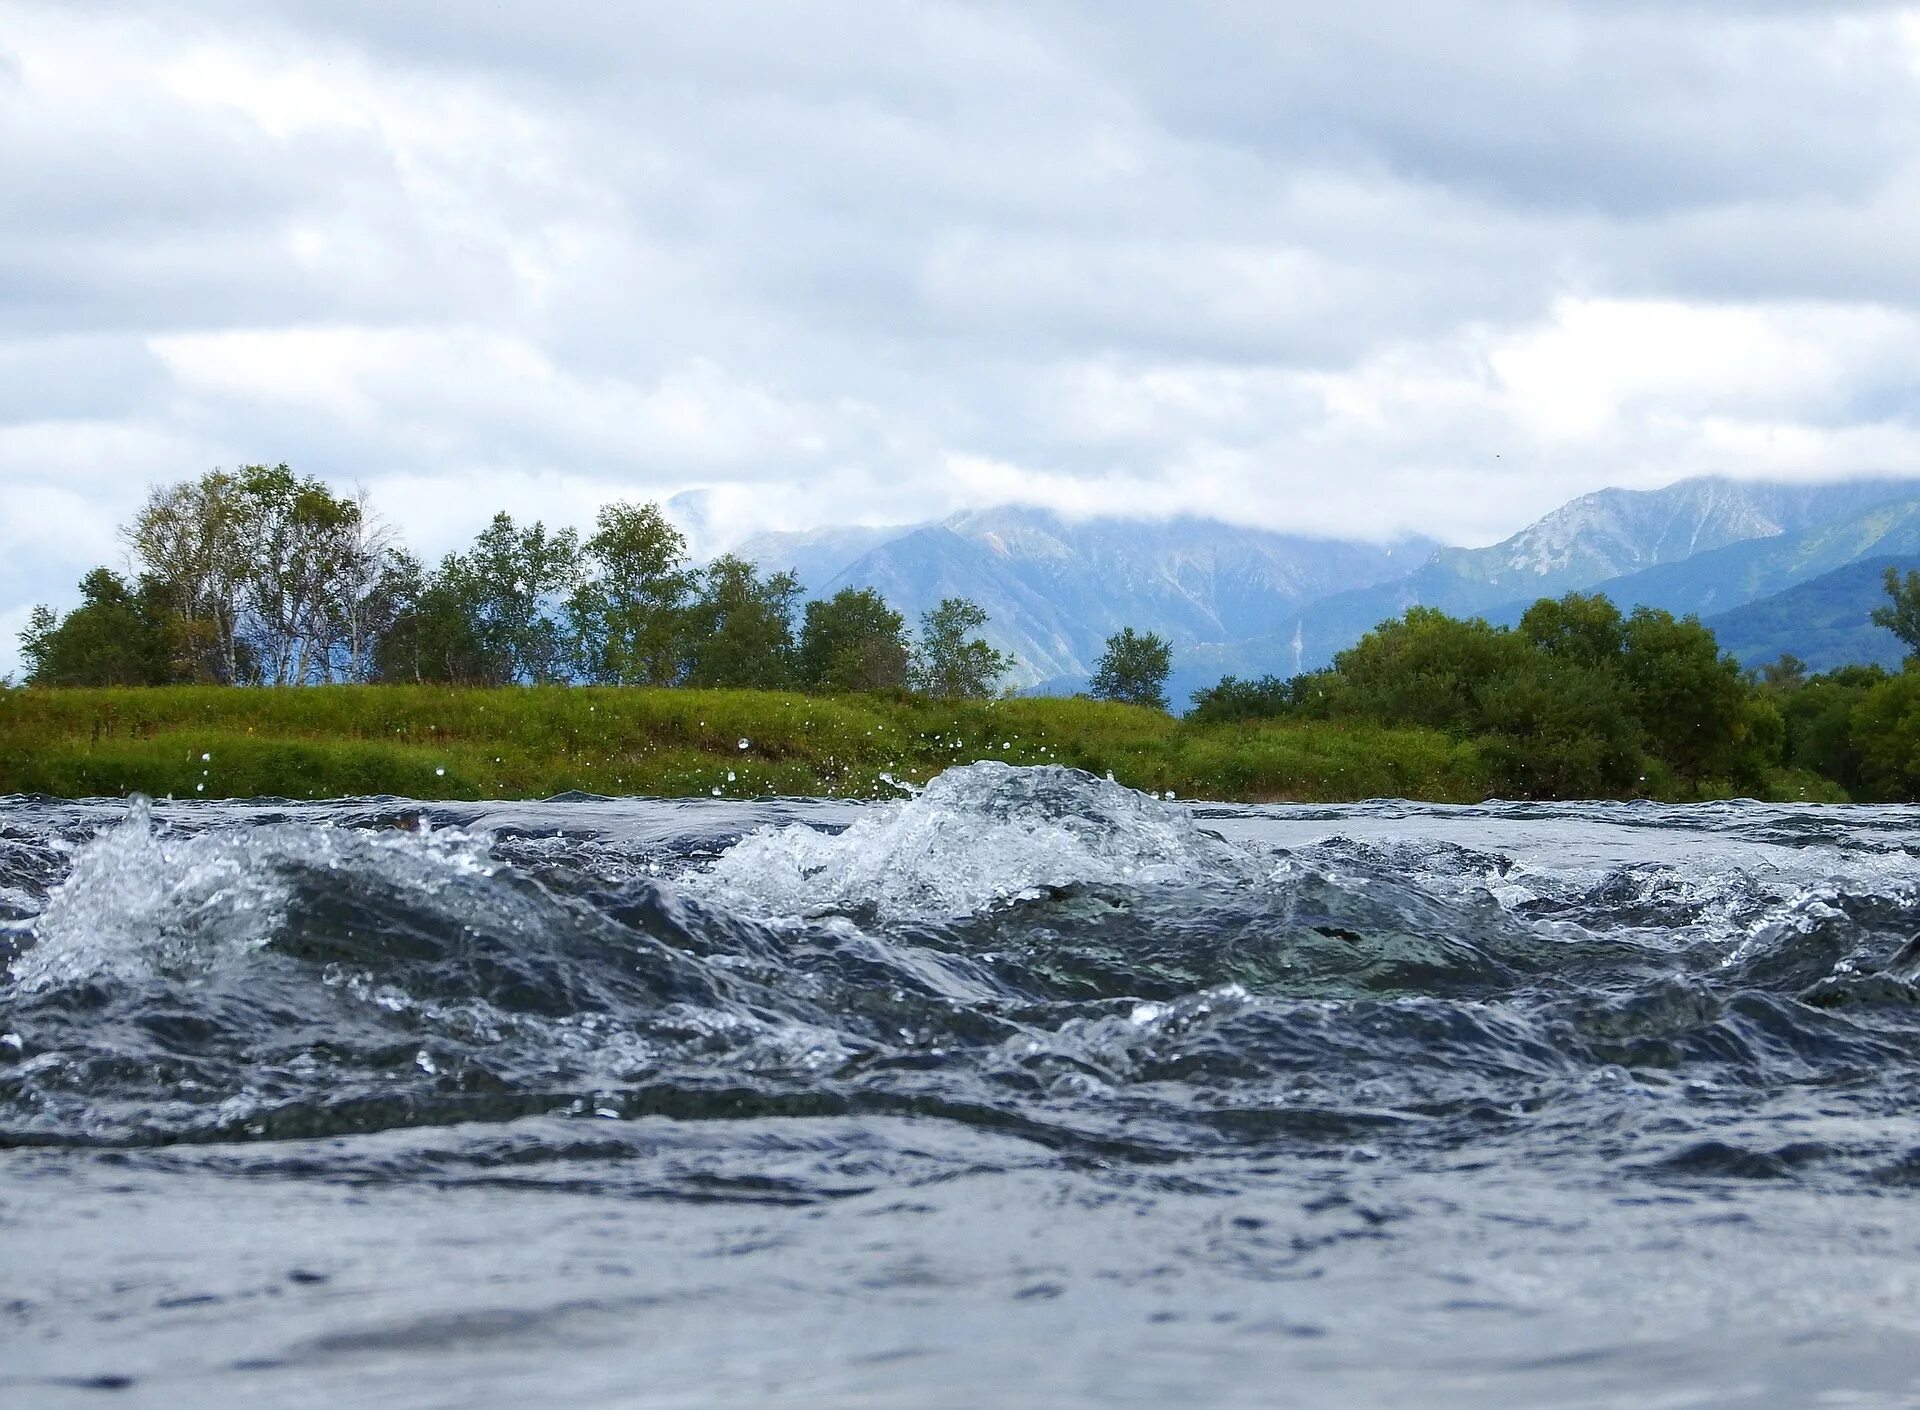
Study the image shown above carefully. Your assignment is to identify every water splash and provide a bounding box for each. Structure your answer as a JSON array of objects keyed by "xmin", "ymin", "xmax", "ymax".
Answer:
[
  {"xmin": 12, "ymin": 796, "xmax": 497, "ymax": 992},
  {"xmin": 687, "ymin": 761, "xmax": 1252, "ymax": 921}
]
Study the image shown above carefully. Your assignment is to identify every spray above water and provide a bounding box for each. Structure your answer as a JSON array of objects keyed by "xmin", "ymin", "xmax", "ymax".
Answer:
[
  {"xmin": 10, "ymin": 797, "xmax": 499, "ymax": 993},
  {"xmin": 687, "ymin": 760, "xmax": 1252, "ymax": 921}
]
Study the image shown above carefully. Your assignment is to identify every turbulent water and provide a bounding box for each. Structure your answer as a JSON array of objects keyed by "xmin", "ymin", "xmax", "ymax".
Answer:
[{"xmin": 7, "ymin": 763, "xmax": 1920, "ymax": 1408}]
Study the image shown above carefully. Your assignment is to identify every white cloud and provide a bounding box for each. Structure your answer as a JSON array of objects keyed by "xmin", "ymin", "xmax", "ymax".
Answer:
[{"xmin": 2, "ymin": 0, "xmax": 1918, "ymax": 637}]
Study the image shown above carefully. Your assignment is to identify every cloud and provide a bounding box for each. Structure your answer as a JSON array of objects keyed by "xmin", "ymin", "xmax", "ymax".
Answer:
[{"xmin": 2, "ymin": 0, "xmax": 1919, "ymax": 677}]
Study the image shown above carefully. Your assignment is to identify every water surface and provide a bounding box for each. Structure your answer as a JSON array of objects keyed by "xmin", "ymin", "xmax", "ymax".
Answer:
[{"xmin": 6, "ymin": 764, "xmax": 1920, "ymax": 1408}]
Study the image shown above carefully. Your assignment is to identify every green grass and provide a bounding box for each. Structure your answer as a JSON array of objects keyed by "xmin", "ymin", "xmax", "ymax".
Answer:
[{"xmin": 0, "ymin": 685, "xmax": 1500, "ymax": 803}]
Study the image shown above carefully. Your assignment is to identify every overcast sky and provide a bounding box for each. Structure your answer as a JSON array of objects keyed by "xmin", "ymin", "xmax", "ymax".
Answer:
[{"xmin": 5, "ymin": 0, "xmax": 1920, "ymax": 671}]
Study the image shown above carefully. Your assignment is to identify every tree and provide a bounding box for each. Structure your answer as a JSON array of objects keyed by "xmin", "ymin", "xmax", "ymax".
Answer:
[
  {"xmin": 1519, "ymin": 593, "xmax": 1626, "ymax": 669},
  {"xmin": 19, "ymin": 569, "xmax": 179, "ymax": 686},
  {"xmin": 1760, "ymin": 653, "xmax": 1809, "ymax": 693},
  {"xmin": 1781, "ymin": 666, "xmax": 1888, "ymax": 796},
  {"xmin": 1331, "ymin": 607, "xmax": 1531, "ymax": 734},
  {"xmin": 1619, "ymin": 607, "xmax": 1761, "ymax": 782},
  {"xmin": 372, "ymin": 554, "xmax": 499, "ymax": 685},
  {"xmin": 1472, "ymin": 651, "xmax": 1643, "ymax": 797},
  {"xmin": 1088, "ymin": 627, "xmax": 1173, "ymax": 710},
  {"xmin": 126, "ymin": 465, "xmax": 410, "ymax": 684},
  {"xmin": 569, "ymin": 501, "xmax": 695, "ymax": 685},
  {"xmin": 374, "ymin": 514, "xmax": 580, "ymax": 684},
  {"xmin": 798, "ymin": 587, "xmax": 910, "ymax": 692},
  {"xmin": 1186, "ymin": 674, "xmax": 1296, "ymax": 724},
  {"xmin": 912, "ymin": 598, "xmax": 1013, "ymax": 698},
  {"xmin": 1849, "ymin": 671, "xmax": 1920, "ymax": 800},
  {"xmin": 458, "ymin": 512, "xmax": 582, "ymax": 683},
  {"xmin": 1871, "ymin": 566, "xmax": 1920, "ymax": 667},
  {"xmin": 126, "ymin": 469, "xmax": 253, "ymax": 682},
  {"xmin": 235, "ymin": 464, "xmax": 364, "ymax": 685},
  {"xmin": 682, "ymin": 555, "xmax": 801, "ymax": 688},
  {"xmin": 329, "ymin": 507, "xmax": 414, "ymax": 684}
]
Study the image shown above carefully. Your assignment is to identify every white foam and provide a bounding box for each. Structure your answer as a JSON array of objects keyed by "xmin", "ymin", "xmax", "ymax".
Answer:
[
  {"xmin": 687, "ymin": 761, "xmax": 1252, "ymax": 922},
  {"xmin": 13, "ymin": 797, "xmax": 497, "ymax": 991}
]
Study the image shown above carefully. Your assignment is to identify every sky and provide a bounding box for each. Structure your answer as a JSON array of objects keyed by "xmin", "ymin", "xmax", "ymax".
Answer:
[{"xmin": 5, "ymin": 0, "xmax": 1920, "ymax": 672}]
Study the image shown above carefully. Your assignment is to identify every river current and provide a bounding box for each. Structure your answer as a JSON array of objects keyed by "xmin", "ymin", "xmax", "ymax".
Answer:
[{"xmin": 6, "ymin": 762, "xmax": 1920, "ymax": 1408}]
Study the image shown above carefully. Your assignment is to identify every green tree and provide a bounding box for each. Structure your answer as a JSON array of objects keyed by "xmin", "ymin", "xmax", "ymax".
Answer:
[
  {"xmin": 19, "ymin": 569, "xmax": 180, "ymax": 686},
  {"xmin": 1759, "ymin": 653, "xmax": 1810, "ymax": 692},
  {"xmin": 569, "ymin": 501, "xmax": 695, "ymax": 685},
  {"xmin": 1849, "ymin": 671, "xmax": 1920, "ymax": 800},
  {"xmin": 127, "ymin": 465, "xmax": 408, "ymax": 684},
  {"xmin": 1619, "ymin": 607, "xmax": 1763, "ymax": 782},
  {"xmin": 911, "ymin": 597, "xmax": 1013, "ymax": 699},
  {"xmin": 1474, "ymin": 652, "xmax": 1643, "ymax": 797},
  {"xmin": 1186, "ymin": 673, "xmax": 1299, "ymax": 724},
  {"xmin": 1332, "ymin": 607, "xmax": 1530, "ymax": 734},
  {"xmin": 375, "ymin": 514, "xmax": 579, "ymax": 684},
  {"xmin": 1779, "ymin": 665, "xmax": 1887, "ymax": 793},
  {"xmin": 372, "ymin": 554, "xmax": 500, "ymax": 685},
  {"xmin": 234, "ymin": 464, "xmax": 365, "ymax": 685},
  {"xmin": 798, "ymin": 587, "xmax": 911, "ymax": 692},
  {"xmin": 1088, "ymin": 627, "xmax": 1173, "ymax": 710},
  {"xmin": 1871, "ymin": 565, "xmax": 1920, "ymax": 667},
  {"xmin": 682, "ymin": 555, "xmax": 801, "ymax": 688},
  {"xmin": 460, "ymin": 512, "xmax": 582, "ymax": 683},
  {"xmin": 1519, "ymin": 592, "xmax": 1626, "ymax": 669},
  {"xmin": 126, "ymin": 469, "xmax": 253, "ymax": 682}
]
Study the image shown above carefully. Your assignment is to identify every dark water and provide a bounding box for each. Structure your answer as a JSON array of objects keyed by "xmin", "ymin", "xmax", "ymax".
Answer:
[{"xmin": 7, "ymin": 763, "xmax": 1920, "ymax": 1408}]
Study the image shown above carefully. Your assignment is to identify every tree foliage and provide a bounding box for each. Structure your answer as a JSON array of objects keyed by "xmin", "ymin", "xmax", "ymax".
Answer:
[
  {"xmin": 682, "ymin": 556, "xmax": 802, "ymax": 689},
  {"xmin": 19, "ymin": 570, "xmax": 181, "ymax": 686},
  {"xmin": 1188, "ymin": 593, "xmax": 1784, "ymax": 798},
  {"xmin": 121, "ymin": 465, "xmax": 409, "ymax": 685},
  {"xmin": 1871, "ymin": 565, "xmax": 1920, "ymax": 665},
  {"xmin": 1088, "ymin": 627, "xmax": 1173, "ymax": 711},
  {"xmin": 799, "ymin": 588, "xmax": 911, "ymax": 693},
  {"xmin": 568, "ymin": 502, "xmax": 694, "ymax": 686},
  {"xmin": 911, "ymin": 598, "xmax": 1013, "ymax": 699}
]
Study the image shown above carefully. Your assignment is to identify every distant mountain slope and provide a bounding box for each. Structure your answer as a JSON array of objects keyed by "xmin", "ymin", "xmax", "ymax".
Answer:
[
  {"xmin": 1530, "ymin": 496, "xmax": 1920, "ymax": 625},
  {"xmin": 739, "ymin": 505, "xmax": 1433, "ymax": 695},
  {"xmin": 1291, "ymin": 477, "xmax": 1920, "ymax": 669},
  {"xmin": 729, "ymin": 523, "xmax": 910, "ymax": 596},
  {"xmin": 1703, "ymin": 556, "xmax": 1917, "ymax": 673},
  {"xmin": 726, "ymin": 477, "xmax": 1920, "ymax": 702}
]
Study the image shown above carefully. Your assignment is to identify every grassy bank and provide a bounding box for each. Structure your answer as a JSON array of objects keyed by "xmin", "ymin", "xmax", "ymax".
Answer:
[{"xmin": 0, "ymin": 686, "xmax": 1498, "ymax": 803}]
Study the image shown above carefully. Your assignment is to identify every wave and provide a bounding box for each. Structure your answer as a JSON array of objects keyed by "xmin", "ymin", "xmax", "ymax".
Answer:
[
  {"xmin": 3, "ymin": 767, "xmax": 1920, "ymax": 1188},
  {"xmin": 687, "ymin": 761, "xmax": 1254, "ymax": 920}
]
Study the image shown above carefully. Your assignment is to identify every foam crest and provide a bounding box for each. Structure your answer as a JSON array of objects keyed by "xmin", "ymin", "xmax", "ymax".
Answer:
[
  {"xmin": 688, "ymin": 761, "xmax": 1251, "ymax": 921},
  {"xmin": 12, "ymin": 796, "xmax": 497, "ymax": 992}
]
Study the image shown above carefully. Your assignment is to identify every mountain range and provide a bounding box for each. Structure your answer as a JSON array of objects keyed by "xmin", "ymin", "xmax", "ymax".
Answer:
[{"xmin": 718, "ymin": 476, "xmax": 1920, "ymax": 702}]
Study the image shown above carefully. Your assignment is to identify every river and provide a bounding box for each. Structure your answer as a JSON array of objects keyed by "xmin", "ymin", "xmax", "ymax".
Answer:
[{"xmin": 6, "ymin": 763, "xmax": 1920, "ymax": 1408}]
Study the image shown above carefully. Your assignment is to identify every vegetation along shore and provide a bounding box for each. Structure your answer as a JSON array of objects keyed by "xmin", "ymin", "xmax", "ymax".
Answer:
[{"xmin": 16, "ymin": 464, "xmax": 1920, "ymax": 804}]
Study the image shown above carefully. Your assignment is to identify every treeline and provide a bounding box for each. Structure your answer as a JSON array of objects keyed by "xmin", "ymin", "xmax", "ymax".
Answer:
[
  {"xmin": 1191, "ymin": 585, "xmax": 1920, "ymax": 802},
  {"xmin": 19, "ymin": 466, "xmax": 1015, "ymax": 698}
]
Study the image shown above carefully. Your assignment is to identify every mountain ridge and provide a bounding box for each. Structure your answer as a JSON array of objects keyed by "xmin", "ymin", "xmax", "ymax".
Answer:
[{"xmin": 716, "ymin": 475, "xmax": 1920, "ymax": 699}]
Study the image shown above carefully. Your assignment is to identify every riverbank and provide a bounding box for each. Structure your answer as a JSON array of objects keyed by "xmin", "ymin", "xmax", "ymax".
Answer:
[
  {"xmin": 0, "ymin": 685, "xmax": 1847, "ymax": 803},
  {"xmin": 0, "ymin": 685, "xmax": 1508, "ymax": 803}
]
